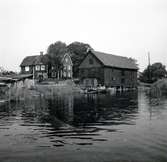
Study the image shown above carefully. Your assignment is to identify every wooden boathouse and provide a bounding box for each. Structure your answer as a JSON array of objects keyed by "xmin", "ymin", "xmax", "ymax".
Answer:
[{"xmin": 79, "ymin": 50, "xmax": 138, "ymax": 89}]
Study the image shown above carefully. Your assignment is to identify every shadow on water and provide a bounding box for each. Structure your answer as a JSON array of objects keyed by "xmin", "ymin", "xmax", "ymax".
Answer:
[{"xmin": 0, "ymin": 91, "xmax": 138, "ymax": 146}]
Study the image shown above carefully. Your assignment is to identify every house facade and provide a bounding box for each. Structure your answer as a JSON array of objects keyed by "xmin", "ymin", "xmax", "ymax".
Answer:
[
  {"xmin": 79, "ymin": 50, "xmax": 138, "ymax": 88},
  {"xmin": 20, "ymin": 52, "xmax": 73, "ymax": 80}
]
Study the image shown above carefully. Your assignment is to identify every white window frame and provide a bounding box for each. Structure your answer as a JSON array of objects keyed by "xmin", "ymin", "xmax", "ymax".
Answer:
[
  {"xmin": 41, "ymin": 65, "xmax": 45, "ymax": 71},
  {"xmin": 64, "ymin": 66, "xmax": 67, "ymax": 70},
  {"xmin": 68, "ymin": 72, "xmax": 71, "ymax": 78},
  {"xmin": 35, "ymin": 65, "xmax": 40, "ymax": 71},
  {"xmin": 25, "ymin": 66, "xmax": 29, "ymax": 72},
  {"xmin": 68, "ymin": 65, "xmax": 71, "ymax": 70},
  {"xmin": 64, "ymin": 71, "xmax": 66, "ymax": 77},
  {"xmin": 65, "ymin": 57, "xmax": 68, "ymax": 63}
]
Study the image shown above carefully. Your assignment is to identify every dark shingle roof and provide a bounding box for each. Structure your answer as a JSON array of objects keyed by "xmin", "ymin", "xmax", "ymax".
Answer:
[
  {"xmin": 91, "ymin": 51, "xmax": 138, "ymax": 70},
  {"xmin": 20, "ymin": 55, "xmax": 37, "ymax": 66},
  {"xmin": 34, "ymin": 54, "xmax": 49, "ymax": 65},
  {"xmin": 20, "ymin": 55, "xmax": 49, "ymax": 66}
]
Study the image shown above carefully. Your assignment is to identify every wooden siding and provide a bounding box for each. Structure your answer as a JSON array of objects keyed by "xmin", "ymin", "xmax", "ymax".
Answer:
[
  {"xmin": 62, "ymin": 54, "xmax": 73, "ymax": 78},
  {"xmin": 79, "ymin": 53, "xmax": 102, "ymax": 68},
  {"xmin": 104, "ymin": 67, "xmax": 137, "ymax": 87},
  {"xmin": 21, "ymin": 65, "xmax": 48, "ymax": 79},
  {"xmin": 79, "ymin": 67, "xmax": 104, "ymax": 85},
  {"xmin": 79, "ymin": 52, "xmax": 138, "ymax": 88},
  {"xmin": 21, "ymin": 65, "xmax": 33, "ymax": 74}
]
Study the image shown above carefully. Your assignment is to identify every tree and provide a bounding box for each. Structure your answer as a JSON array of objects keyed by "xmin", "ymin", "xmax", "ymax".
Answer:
[
  {"xmin": 47, "ymin": 41, "xmax": 67, "ymax": 56},
  {"xmin": 0, "ymin": 66, "xmax": 16, "ymax": 76},
  {"xmin": 67, "ymin": 41, "xmax": 92, "ymax": 77},
  {"xmin": 47, "ymin": 41, "xmax": 68, "ymax": 76},
  {"xmin": 139, "ymin": 62, "xmax": 167, "ymax": 83}
]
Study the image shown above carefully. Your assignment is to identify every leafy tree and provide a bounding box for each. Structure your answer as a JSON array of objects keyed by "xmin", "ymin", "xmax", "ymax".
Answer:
[
  {"xmin": 67, "ymin": 41, "xmax": 92, "ymax": 77},
  {"xmin": 139, "ymin": 62, "xmax": 167, "ymax": 83},
  {"xmin": 47, "ymin": 41, "xmax": 68, "ymax": 71}
]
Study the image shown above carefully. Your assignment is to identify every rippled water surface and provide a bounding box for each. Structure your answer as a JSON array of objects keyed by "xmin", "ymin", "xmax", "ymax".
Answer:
[{"xmin": 0, "ymin": 91, "xmax": 167, "ymax": 162}]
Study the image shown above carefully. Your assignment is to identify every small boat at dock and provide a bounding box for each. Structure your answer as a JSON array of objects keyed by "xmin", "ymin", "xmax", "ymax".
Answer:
[
  {"xmin": 82, "ymin": 86, "xmax": 107, "ymax": 94},
  {"xmin": 0, "ymin": 99, "xmax": 8, "ymax": 106}
]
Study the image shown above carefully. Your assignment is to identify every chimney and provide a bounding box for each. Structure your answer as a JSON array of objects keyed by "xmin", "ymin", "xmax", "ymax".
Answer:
[
  {"xmin": 86, "ymin": 47, "xmax": 92, "ymax": 53},
  {"xmin": 40, "ymin": 51, "xmax": 44, "ymax": 55}
]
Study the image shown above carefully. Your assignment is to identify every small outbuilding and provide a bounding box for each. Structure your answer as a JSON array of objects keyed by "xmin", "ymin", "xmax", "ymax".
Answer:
[{"xmin": 79, "ymin": 50, "xmax": 138, "ymax": 88}]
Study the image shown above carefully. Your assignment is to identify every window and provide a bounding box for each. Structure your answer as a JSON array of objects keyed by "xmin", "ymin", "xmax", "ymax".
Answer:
[
  {"xmin": 121, "ymin": 70, "xmax": 125, "ymax": 76},
  {"xmin": 64, "ymin": 71, "xmax": 66, "ymax": 77},
  {"xmin": 35, "ymin": 65, "xmax": 40, "ymax": 71},
  {"xmin": 25, "ymin": 66, "xmax": 29, "ymax": 72},
  {"xmin": 52, "ymin": 72, "xmax": 56, "ymax": 77},
  {"xmin": 68, "ymin": 72, "xmax": 71, "ymax": 78},
  {"xmin": 41, "ymin": 65, "xmax": 45, "ymax": 71},
  {"xmin": 68, "ymin": 65, "xmax": 71, "ymax": 70},
  {"xmin": 89, "ymin": 58, "xmax": 93, "ymax": 64},
  {"xmin": 65, "ymin": 58, "xmax": 68, "ymax": 63},
  {"xmin": 111, "ymin": 77, "xmax": 116, "ymax": 81},
  {"xmin": 64, "ymin": 66, "xmax": 67, "ymax": 70}
]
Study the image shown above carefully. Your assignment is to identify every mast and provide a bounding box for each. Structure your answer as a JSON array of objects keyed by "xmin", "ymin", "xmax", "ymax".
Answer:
[
  {"xmin": 148, "ymin": 52, "xmax": 151, "ymax": 67},
  {"xmin": 148, "ymin": 52, "xmax": 151, "ymax": 82}
]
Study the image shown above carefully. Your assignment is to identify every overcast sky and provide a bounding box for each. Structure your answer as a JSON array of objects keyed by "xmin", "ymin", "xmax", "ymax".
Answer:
[{"xmin": 0, "ymin": 0, "xmax": 167, "ymax": 72}]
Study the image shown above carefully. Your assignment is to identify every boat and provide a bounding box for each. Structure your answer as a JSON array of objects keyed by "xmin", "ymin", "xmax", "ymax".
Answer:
[
  {"xmin": 82, "ymin": 86, "xmax": 107, "ymax": 94},
  {"xmin": 0, "ymin": 99, "xmax": 8, "ymax": 106},
  {"xmin": 97, "ymin": 86, "xmax": 107, "ymax": 94},
  {"xmin": 83, "ymin": 88, "xmax": 97, "ymax": 94}
]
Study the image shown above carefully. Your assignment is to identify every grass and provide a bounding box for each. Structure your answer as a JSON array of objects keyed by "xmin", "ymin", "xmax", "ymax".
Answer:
[{"xmin": 7, "ymin": 80, "xmax": 81, "ymax": 101}]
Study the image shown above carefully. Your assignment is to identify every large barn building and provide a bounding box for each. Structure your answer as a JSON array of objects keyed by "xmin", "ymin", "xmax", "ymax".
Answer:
[{"xmin": 79, "ymin": 50, "xmax": 138, "ymax": 88}]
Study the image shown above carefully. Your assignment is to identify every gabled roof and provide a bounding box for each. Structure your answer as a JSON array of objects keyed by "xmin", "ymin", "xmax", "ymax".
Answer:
[
  {"xmin": 20, "ymin": 54, "xmax": 49, "ymax": 66},
  {"xmin": 20, "ymin": 55, "xmax": 37, "ymax": 66},
  {"xmin": 61, "ymin": 53, "xmax": 73, "ymax": 65},
  {"xmin": 34, "ymin": 54, "xmax": 49, "ymax": 65},
  {"xmin": 91, "ymin": 50, "xmax": 138, "ymax": 70},
  {"xmin": 20, "ymin": 52, "xmax": 72, "ymax": 67}
]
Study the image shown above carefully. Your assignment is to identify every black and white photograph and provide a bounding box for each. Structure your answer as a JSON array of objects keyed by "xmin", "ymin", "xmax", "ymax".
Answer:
[{"xmin": 0, "ymin": 0, "xmax": 167, "ymax": 162}]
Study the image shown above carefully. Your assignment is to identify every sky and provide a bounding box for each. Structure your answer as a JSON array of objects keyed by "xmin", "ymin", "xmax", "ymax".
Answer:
[{"xmin": 0, "ymin": 0, "xmax": 167, "ymax": 72}]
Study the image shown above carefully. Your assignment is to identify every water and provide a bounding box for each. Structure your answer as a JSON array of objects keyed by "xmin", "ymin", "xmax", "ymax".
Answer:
[{"xmin": 0, "ymin": 91, "xmax": 167, "ymax": 162}]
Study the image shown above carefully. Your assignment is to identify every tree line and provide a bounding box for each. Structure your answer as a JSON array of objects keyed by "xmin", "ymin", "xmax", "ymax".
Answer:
[
  {"xmin": 139, "ymin": 62, "xmax": 167, "ymax": 83},
  {"xmin": 47, "ymin": 41, "xmax": 92, "ymax": 77},
  {"xmin": 1, "ymin": 40, "xmax": 167, "ymax": 83}
]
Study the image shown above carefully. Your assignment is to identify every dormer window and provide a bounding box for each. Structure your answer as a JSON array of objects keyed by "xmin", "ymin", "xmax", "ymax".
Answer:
[{"xmin": 25, "ymin": 66, "xmax": 29, "ymax": 72}]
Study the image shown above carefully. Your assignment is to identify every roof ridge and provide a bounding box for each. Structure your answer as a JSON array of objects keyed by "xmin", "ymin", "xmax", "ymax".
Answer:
[
  {"xmin": 91, "ymin": 50, "xmax": 138, "ymax": 70},
  {"xmin": 93, "ymin": 50, "xmax": 131, "ymax": 60}
]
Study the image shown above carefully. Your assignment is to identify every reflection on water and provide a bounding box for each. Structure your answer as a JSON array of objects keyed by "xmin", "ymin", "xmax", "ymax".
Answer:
[{"xmin": 0, "ymin": 91, "xmax": 167, "ymax": 161}]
